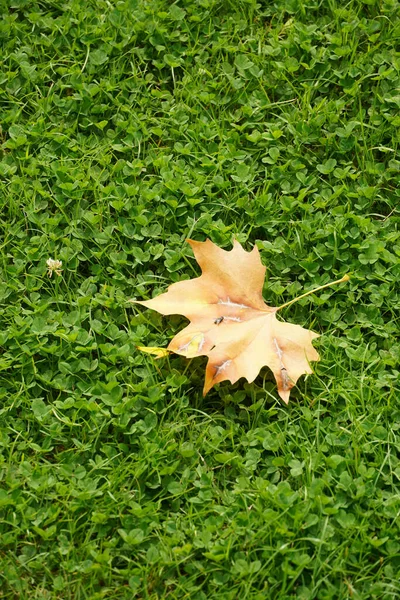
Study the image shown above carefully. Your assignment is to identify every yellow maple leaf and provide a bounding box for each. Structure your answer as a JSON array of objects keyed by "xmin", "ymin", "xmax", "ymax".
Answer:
[{"xmin": 132, "ymin": 239, "xmax": 348, "ymax": 403}]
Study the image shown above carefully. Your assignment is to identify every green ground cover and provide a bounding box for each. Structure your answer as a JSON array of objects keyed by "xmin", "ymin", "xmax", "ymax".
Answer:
[{"xmin": 1, "ymin": 0, "xmax": 400, "ymax": 598}]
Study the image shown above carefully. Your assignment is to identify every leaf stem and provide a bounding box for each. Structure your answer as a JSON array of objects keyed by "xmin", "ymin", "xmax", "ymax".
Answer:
[{"xmin": 276, "ymin": 274, "xmax": 350, "ymax": 312}]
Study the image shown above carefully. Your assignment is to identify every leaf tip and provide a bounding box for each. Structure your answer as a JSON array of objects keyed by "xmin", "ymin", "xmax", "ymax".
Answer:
[
  {"xmin": 202, "ymin": 383, "xmax": 211, "ymax": 397},
  {"xmin": 279, "ymin": 390, "xmax": 290, "ymax": 404},
  {"xmin": 186, "ymin": 237, "xmax": 202, "ymax": 247},
  {"xmin": 128, "ymin": 298, "xmax": 151, "ymax": 307}
]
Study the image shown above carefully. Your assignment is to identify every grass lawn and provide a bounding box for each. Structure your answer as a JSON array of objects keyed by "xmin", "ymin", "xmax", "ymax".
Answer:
[{"xmin": 1, "ymin": 0, "xmax": 400, "ymax": 598}]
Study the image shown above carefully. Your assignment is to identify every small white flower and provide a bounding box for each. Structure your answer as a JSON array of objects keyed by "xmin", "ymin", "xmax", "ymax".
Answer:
[{"xmin": 46, "ymin": 258, "xmax": 63, "ymax": 277}]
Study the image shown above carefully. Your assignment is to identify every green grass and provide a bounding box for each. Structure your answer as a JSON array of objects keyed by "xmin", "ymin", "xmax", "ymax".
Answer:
[{"xmin": 1, "ymin": 0, "xmax": 400, "ymax": 598}]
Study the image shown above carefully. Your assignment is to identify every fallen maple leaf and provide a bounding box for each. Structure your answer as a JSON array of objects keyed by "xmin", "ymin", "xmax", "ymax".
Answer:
[{"xmin": 132, "ymin": 240, "xmax": 348, "ymax": 403}]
